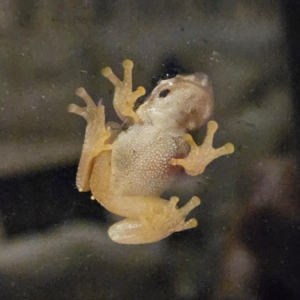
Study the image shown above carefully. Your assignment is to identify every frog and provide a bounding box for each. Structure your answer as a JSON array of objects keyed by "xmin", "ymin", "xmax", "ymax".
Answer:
[{"xmin": 68, "ymin": 59, "xmax": 234, "ymax": 244}]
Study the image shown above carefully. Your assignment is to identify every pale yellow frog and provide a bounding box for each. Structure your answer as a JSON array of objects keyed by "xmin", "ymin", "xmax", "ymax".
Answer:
[{"xmin": 68, "ymin": 59, "xmax": 234, "ymax": 244}]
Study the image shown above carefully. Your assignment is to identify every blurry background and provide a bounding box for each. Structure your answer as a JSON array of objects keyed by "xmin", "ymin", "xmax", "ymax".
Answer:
[{"xmin": 0, "ymin": 0, "xmax": 300, "ymax": 299}]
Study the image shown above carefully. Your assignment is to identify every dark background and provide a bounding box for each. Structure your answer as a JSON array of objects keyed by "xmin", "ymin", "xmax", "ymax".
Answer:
[{"xmin": 0, "ymin": 1, "xmax": 299, "ymax": 299}]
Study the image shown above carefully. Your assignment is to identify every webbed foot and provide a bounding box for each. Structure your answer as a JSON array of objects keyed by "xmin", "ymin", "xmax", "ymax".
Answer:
[
  {"xmin": 170, "ymin": 120, "xmax": 234, "ymax": 176},
  {"xmin": 101, "ymin": 59, "xmax": 145, "ymax": 124}
]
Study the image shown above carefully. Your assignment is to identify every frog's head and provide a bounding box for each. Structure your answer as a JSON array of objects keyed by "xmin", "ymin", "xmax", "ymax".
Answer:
[{"xmin": 136, "ymin": 73, "xmax": 213, "ymax": 132}]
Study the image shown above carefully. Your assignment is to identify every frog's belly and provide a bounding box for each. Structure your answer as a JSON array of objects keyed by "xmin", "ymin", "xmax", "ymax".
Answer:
[{"xmin": 110, "ymin": 125, "xmax": 188, "ymax": 197}]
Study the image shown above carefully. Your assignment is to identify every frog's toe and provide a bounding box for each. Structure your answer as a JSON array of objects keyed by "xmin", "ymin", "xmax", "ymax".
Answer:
[
  {"xmin": 181, "ymin": 218, "xmax": 198, "ymax": 231},
  {"xmin": 179, "ymin": 196, "xmax": 201, "ymax": 216},
  {"xmin": 67, "ymin": 103, "xmax": 85, "ymax": 116}
]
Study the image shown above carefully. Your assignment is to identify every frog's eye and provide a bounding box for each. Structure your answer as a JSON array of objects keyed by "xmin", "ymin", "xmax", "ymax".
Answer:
[{"xmin": 159, "ymin": 89, "xmax": 170, "ymax": 98}]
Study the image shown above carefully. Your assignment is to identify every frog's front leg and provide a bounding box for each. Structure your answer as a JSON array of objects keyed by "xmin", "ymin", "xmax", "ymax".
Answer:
[
  {"xmin": 101, "ymin": 59, "xmax": 146, "ymax": 124},
  {"xmin": 170, "ymin": 120, "xmax": 234, "ymax": 176},
  {"xmin": 68, "ymin": 88, "xmax": 112, "ymax": 191},
  {"xmin": 107, "ymin": 196, "xmax": 201, "ymax": 244}
]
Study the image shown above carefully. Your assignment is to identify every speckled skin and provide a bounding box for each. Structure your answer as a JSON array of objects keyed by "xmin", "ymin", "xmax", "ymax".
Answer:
[
  {"xmin": 68, "ymin": 60, "xmax": 234, "ymax": 244},
  {"xmin": 110, "ymin": 125, "xmax": 189, "ymax": 197}
]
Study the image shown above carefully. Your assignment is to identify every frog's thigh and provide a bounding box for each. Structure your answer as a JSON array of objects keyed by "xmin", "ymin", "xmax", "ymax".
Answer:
[{"xmin": 108, "ymin": 218, "xmax": 152, "ymax": 244}]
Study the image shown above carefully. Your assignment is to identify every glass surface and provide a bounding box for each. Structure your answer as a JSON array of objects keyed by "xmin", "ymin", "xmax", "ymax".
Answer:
[{"xmin": 0, "ymin": 1, "xmax": 298, "ymax": 299}]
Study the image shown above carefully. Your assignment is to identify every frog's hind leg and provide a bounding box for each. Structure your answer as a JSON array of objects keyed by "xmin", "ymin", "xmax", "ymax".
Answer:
[
  {"xmin": 108, "ymin": 218, "xmax": 149, "ymax": 244},
  {"xmin": 108, "ymin": 196, "xmax": 201, "ymax": 244}
]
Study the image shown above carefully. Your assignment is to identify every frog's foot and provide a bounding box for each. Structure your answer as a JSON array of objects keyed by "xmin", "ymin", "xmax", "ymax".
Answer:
[
  {"xmin": 101, "ymin": 59, "xmax": 146, "ymax": 124},
  {"xmin": 170, "ymin": 120, "xmax": 234, "ymax": 176},
  {"xmin": 166, "ymin": 196, "xmax": 201, "ymax": 232},
  {"xmin": 68, "ymin": 87, "xmax": 112, "ymax": 154},
  {"xmin": 68, "ymin": 87, "xmax": 112, "ymax": 191},
  {"xmin": 108, "ymin": 196, "xmax": 201, "ymax": 244}
]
